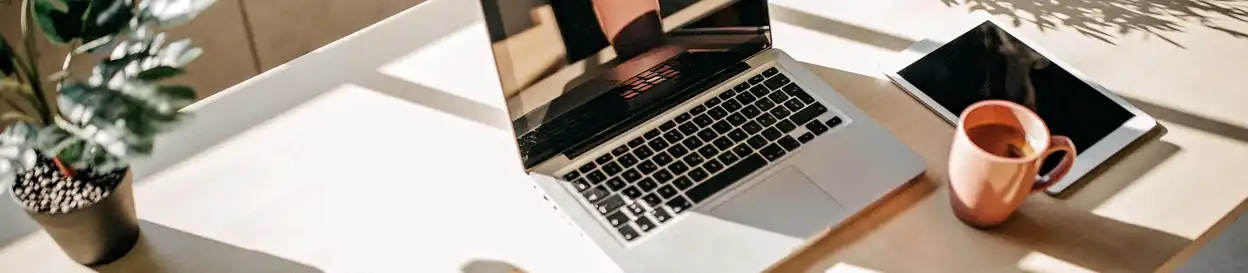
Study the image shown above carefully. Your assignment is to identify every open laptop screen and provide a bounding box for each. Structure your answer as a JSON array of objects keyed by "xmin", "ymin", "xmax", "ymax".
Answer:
[{"xmin": 480, "ymin": 0, "xmax": 770, "ymax": 169}]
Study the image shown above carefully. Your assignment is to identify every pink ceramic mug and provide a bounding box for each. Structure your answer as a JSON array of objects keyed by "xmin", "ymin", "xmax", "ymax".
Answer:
[{"xmin": 948, "ymin": 100, "xmax": 1077, "ymax": 228}]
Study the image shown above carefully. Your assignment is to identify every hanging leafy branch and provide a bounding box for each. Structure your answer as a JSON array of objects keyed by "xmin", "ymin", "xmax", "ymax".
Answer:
[{"xmin": 0, "ymin": 0, "xmax": 216, "ymax": 193}]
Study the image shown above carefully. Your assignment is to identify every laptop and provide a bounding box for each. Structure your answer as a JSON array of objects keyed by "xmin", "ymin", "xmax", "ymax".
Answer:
[{"xmin": 478, "ymin": 0, "xmax": 925, "ymax": 272}]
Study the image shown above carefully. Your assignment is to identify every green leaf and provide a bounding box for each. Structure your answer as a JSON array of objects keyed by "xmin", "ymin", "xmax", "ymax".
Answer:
[
  {"xmin": 53, "ymin": 82, "xmax": 182, "ymax": 173},
  {"xmin": 138, "ymin": 0, "xmax": 218, "ymax": 28},
  {"xmin": 135, "ymin": 66, "xmax": 184, "ymax": 81},
  {"xmin": 0, "ymin": 122, "xmax": 40, "ymax": 192},
  {"xmin": 0, "ymin": 37, "xmax": 15, "ymax": 77},
  {"xmin": 33, "ymin": 0, "xmax": 135, "ymax": 45}
]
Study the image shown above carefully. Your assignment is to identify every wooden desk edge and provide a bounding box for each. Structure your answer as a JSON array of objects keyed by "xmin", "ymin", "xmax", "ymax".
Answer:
[{"xmin": 767, "ymin": 171, "xmax": 939, "ymax": 272}]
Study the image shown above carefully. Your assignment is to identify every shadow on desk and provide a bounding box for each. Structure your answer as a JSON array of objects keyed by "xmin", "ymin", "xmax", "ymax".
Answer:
[{"xmin": 92, "ymin": 221, "xmax": 321, "ymax": 273}]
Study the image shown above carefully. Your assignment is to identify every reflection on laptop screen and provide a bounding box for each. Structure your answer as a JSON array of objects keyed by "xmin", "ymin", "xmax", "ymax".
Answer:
[{"xmin": 480, "ymin": 0, "xmax": 771, "ymax": 169}]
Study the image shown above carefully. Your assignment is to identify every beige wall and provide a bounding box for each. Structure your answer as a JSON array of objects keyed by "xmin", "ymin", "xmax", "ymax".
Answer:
[{"xmin": 0, "ymin": 0, "xmax": 426, "ymax": 99}]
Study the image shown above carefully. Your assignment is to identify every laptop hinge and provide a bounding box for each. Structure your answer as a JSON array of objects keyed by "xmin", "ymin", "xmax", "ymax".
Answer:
[{"xmin": 529, "ymin": 154, "xmax": 572, "ymax": 177}]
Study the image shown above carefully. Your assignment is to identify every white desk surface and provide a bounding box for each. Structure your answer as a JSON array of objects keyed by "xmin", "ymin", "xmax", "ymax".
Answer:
[{"xmin": 3, "ymin": 0, "xmax": 1248, "ymax": 272}]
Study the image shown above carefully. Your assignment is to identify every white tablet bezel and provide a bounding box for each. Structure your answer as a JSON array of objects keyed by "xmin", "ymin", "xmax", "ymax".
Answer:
[{"xmin": 880, "ymin": 10, "xmax": 1158, "ymax": 195}]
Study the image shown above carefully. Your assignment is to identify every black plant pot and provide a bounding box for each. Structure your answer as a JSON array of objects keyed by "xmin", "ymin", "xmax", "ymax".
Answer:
[{"xmin": 11, "ymin": 170, "xmax": 139, "ymax": 266}]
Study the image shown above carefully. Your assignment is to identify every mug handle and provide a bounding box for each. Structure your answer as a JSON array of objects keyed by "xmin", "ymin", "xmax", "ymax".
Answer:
[{"xmin": 1031, "ymin": 136, "xmax": 1078, "ymax": 193}]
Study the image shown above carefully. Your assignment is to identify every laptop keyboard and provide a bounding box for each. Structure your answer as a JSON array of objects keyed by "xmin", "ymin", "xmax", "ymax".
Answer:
[{"xmin": 559, "ymin": 67, "xmax": 848, "ymax": 243}]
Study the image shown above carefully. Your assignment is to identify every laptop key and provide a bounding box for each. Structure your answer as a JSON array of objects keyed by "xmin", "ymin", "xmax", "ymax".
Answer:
[
  {"xmin": 663, "ymin": 130, "xmax": 683, "ymax": 143},
  {"xmin": 790, "ymin": 104, "xmax": 828, "ymax": 126},
  {"xmin": 763, "ymin": 67, "xmax": 779, "ymax": 77},
  {"xmin": 674, "ymin": 113, "xmax": 691, "ymax": 123},
  {"xmin": 637, "ymin": 178, "xmax": 659, "ymax": 192},
  {"xmin": 651, "ymin": 207, "xmax": 673, "ymax": 223},
  {"xmin": 784, "ymin": 98, "xmax": 805, "ymax": 112},
  {"xmin": 681, "ymin": 137, "xmax": 703, "ymax": 150},
  {"xmin": 642, "ymin": 193, "xmax": 664, "ymax": 208},
  {"xmin": 755, "ymin": 97, "xmax": 776, "ymax": 111},
  {"xmin": 586, "ymin": 170, "xmax": 607, "ymax": 184},
  {"xmin": 618, "ymin": 225, "xmax": 640, "ymax": 241},
  {"xmin": 606, "ymin": 211, "xmax": 631, "ymax": 227},
  {"xmin": 748, "ymin": 74, "xmax": 765, "ymax": 84},
  {"xmin": 667, "ymin": 196, "xmax": 693, "ymax": 213},
  {"xmin": 606, "ymin": 177, "xmax": 627, "ymax": 191},
  {"xmin": 597, "ymin": 194, "xmax": 627, "ymax": 215},
  {"xmin": 794, "ymin": 90, "xmax": 817, "ymax": 104},
  {"xmin": 761, "ymin": 144, "xmax": 787, "ymax": 161},
  {"xmin": 769, "ymin": 106, "xmax": 792, "ymax": 119},
  {"xmin": 623, "ymin": 186, "xmax": 644, "ymax": 199},
  {"xmin": 635, "ymin": 216, "xmax": 657, "ymax": 232},
  {"xmin": 638, "ymin": 161, "xmax": 660, "ymax": 174},
  {"xmin": 658, "ymin": 185, "xmax": 679, "ymax": 199},
  {"xmin": 668, "ymin": 162, "xmax": 690, "ymax": 175},
  {"xmin": 563, "ymin": 170, "xmax": 581, "ymax": 181},
  {"xmin": 717, "ymin": 152, "xmax": 740, "ymax": 165},
  {"xmin": 601, "ymin": 162, "xmax": 622, "ymax": 176},
  {"xmin": 712, "ymin": 137, "xmax": 734, "ymax": 150},
  {"xmin": 634, "ymin": 146, "xmax": 654, "ymax": 158},
  {"xmin": 735, "ymin": 91, "xmax": 758, "ymax": 104},
  {"xmin": 742, "ymin": 121, "xmax": 762, "ymax": 134},
  {"xmin": 660, "ymin": 120, "xmax": 677, "ymax": 131},
  {"xmin": 627, "ymin": 203, "xmax": 646, "ymax": 215},
  {"xmin": 622, "ymin": 169, "xmax": 643, "ymax": 182},
  {"xmin": 578, "ymin": 162, "xmax": 597, "ymax": 173},
  {"xmin": 678, "ymin": 122, "xmax": 700, "ymax": 135},
  {"xmin": 697, "ymin": 128, "xmax": 719, "ymax": 142},
  {"xmin": 612, "ymin": 146, "xmax": 630, "ymax": 156},
  {"xmin": 647, "ymin": 138, "xmax": 669, "ymax": 151},
  {"xmin": 768, "ymin": 91, "xmax": 789, "ymax": 104},
  {"xmin": 672, "ymin": 176, "xmax": 694, "ymax": 190},
  {"xmin": 686, "ymin": 154, "xmax": 768, "ymax": 203},
  {"xmin": 628, "ymin": 138, "xmax": 646, "ymax": 148},
  {"xmin": 733, "ymin": 144, "xmax": 754, "ymax": 157},
  {"xmin": 782, "ymin": 82, "xmax": 801, "ymax": 93},
  {"xmin": 757, "ymin": 113, "xmax": 778, "ymax": 126},
  {"xmin": 572, "ymin": 179, "xmax": 592, "ymax": 191},
  {"xmin": 750, "ymin": 85, "xmax": 770, "ymax": 97},
  {"xmin": 779, "ymin": 135, "xmax": 802, "ymax": 151},
  {"xmin": 690, "ymin": 105, "xmax": 707, "ymax": 115},
  {"xmin": 694, "ymin": 114, "xmax": 715, "ymax": 127},
  {"xmin": 688, "ymin": 167, "xmax": 710, "ymax": 181},
  {"xmin": 653, "ymin": 170, "xmax": 675, "ymax": 183},
  {"xmin": 617, "ymin": 154, "xmax": 639, "ymax": 168},
  {"xmin": 712, "ymin": 120, "xmax": 733, "ymax": 134},
  {"xmin": 708, "ymin": 107, "xmax": 728, "ymax": 119},
  {"xmin": 799, "ymin": 132, "xmax": 816, "ymax": 143},
  {"xmin": 741, "ymin": 105, "xmax": 761, "ymax": 118},
  {"xmin": 775, "ymin": 120, "xmax": 797, "ymax": 133},
  {"xmin": 761, "ymin": 127, "xmax": 783, "ymax": 141},
  {"xmin": 585, "ymin": 186, "xmax": 611, "ymax": 203},
  {"xmin": 727, "ymin": 114, "xmax": 747, "ymax": 126},
  {"xmin": 728, "ymin": 129, "xmax": 749, "ymax": 142},
  {"xmin": 684, "ymin": 152, "xmax": 706, "ymax": 166},
  {"xmin": 747, "ymin": 135, "xmax": 768, "ymax": 149},
  {"xmin": 644, "ymin": 129, "xmax": 661, "ymax": 139},
  {"xmin": 807, "ymin": 121, "xmax": 829, "ymax": 135},
  {"xmin": 698, "ymin": 145, "xmax": 719, "ymax": 158},
  {"xmin": 667, "ymin": 145, "xmax": 690, "ymax": 158},
  {"xmin": 704, "ymin": 97, "xmax": 722, "ymax": 108},
  {"xmin": 722, "ymin": 100, "xmax": 743, "ymax": 112},
  {"xmin": 704, "ymin": 159, "xmax": 724, "ymax": 173},
  {"xmin": 653, "ymin": 152, "xmax": 674, "ymax": 166},
  {"xmin": 733, "ymin": 81, "xmax": 751, "ymax": 92},
  {"xmin": 826, "ymin": 116, "xmax": 843, "ymax": 128},
  {"xmin": 764, "ymin": 74, "xmax": 791, "ymax": 90}
]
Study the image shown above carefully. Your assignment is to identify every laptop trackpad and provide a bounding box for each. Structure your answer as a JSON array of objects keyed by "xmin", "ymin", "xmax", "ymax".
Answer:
[{"xmin": 709, "ymin": 167, "xmax": 847, "ymax": 239}]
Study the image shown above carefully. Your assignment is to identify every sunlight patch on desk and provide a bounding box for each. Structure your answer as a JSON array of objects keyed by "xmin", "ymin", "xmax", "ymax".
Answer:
[
  {"xmin": 825, "ymin": 262, "xmax": 885, "ymax": 273},
  {"xmin": 1091, "ymin": 120, "xmax": 1248, "ymax": 240},
  {"xmin": 379, "ymin": 22, "xmax": 506, "ymax": 110},
  {"xmin": 772, "ymin": 21, "xmax": 889, "ymax": 79},
  {"xmin": 1017, "ymin": 251, "xmax": 1096, "ymax": 273}
]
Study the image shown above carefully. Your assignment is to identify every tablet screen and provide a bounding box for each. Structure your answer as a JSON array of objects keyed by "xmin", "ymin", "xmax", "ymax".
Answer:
[{"xmin": 898, "ymin": 21, "xmax": 1134, "ymax": 152}]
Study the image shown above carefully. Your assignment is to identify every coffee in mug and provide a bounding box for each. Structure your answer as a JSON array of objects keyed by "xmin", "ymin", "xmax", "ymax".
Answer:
[{"xmin": 948, "ymin": 100, "xmax": 1077, "ymax": 228}]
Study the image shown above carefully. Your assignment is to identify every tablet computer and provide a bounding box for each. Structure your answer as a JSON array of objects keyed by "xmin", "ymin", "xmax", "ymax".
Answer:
[{"xmin": 882, "ymin": 11, "xmax": 1157, "ymax": 195}]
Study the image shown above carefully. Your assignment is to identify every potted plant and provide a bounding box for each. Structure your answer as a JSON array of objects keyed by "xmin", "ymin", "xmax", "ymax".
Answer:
[{"xmin": 0, "ymin": 0, "xmax": 215, "ymax": 265}]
